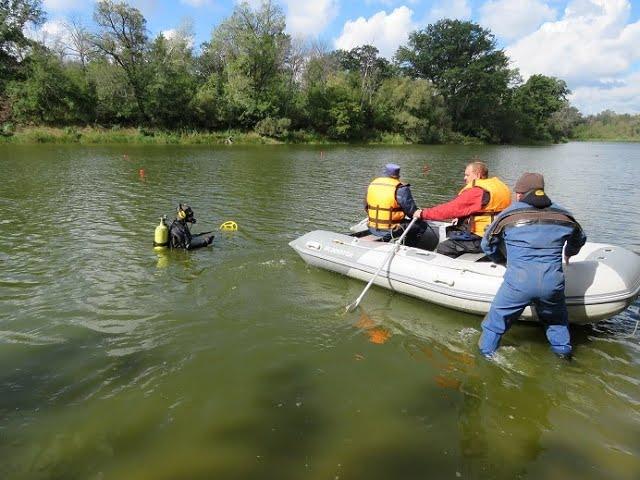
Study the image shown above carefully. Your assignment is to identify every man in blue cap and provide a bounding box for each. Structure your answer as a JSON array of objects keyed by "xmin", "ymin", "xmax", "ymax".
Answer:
[{"xmin": 365, "ymin": 163, "xmax": 438, "ymax": 249}]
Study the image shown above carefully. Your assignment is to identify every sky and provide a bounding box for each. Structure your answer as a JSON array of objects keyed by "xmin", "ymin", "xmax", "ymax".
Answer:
[{"xmin": 36, "ymin": 0, "xmax": 640, "ymax": 115}]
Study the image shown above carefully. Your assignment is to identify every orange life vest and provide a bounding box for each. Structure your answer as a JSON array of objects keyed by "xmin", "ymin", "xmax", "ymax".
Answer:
[
  {"xmin": 366, "ymin": 177, "xmax": 405, "ymax": 230},
  {"xmin": 458, "ymin": 177, "xmax": 512, "ymax": 236}
]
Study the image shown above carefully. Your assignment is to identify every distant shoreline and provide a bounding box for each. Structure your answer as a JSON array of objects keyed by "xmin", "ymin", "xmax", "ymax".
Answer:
[{"xmin": 0, "ymin": 126, "xmax": 638, "ymax": 145}]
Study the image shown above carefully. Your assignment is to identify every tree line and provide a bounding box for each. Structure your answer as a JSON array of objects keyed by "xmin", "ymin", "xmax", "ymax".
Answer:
[{"xmin": 0, "ymin": 0, "xmax": 631, "ymax": 143}]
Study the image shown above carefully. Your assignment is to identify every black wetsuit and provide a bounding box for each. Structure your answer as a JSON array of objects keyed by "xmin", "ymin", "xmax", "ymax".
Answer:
[{"xmin": 168, "ymin": 220, "xmax": 213, "ymax": 250}]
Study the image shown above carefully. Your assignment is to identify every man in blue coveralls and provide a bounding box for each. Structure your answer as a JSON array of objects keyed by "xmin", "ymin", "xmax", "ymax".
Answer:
[{"xmin": 479, "ymin": 172, "xmax": 587, "ymax": 358}]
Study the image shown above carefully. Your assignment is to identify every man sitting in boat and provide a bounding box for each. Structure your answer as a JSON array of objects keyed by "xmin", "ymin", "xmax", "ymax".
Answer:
[
  {"xmin": 413, "ymin": 161, "xmax": 512, "ymax": 258},
  {"xmin": 168, "ymin": 204, "xmax": 214, "ymax": 250},
  {"xmin": 479, "ymin": 172, "xmax": 586, "ymax": 358},
  {"xmin": 365, "ymin": 163, "xmax": 438, "ymax": 250}
]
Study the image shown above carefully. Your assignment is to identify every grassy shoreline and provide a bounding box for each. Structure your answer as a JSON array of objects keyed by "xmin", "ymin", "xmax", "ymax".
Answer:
[
  {"xmin": 2, "ymin": 126, "xmax": 637, "ymax": 145},
  {"xmin": 0, "ymin": 126, "xmax": 488, "ymax": 146},
  {"xmin": 567, "ymin": 136, "xmax": 640, "ymax": 142},
  {"xmin": 0, "ymin": 126, "xmax": 412, "ymax": 146}
]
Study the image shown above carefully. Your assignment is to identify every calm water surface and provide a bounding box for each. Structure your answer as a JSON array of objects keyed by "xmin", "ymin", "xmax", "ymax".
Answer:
[{"xmin": 1, "ymin": 143, "xmax": 639, "ymax": 479}]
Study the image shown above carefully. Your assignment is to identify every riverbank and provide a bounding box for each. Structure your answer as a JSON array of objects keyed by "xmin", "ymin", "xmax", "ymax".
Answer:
[
  {"xmin": 0, "ymin": 126, "xmax": 485, "ymax": 146},
  {"xmin": 0, "ymin": 126, "xmax": 398, "ymax": 145},
  {"xmin": 2, "ymin": 126, "xmax": 638, "ymax": 146}
]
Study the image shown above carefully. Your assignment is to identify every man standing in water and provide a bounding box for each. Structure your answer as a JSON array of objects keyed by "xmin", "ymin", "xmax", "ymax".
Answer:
[{"xmin": 479, "ymin": 173, "xmax": 586, "ymax": 358}]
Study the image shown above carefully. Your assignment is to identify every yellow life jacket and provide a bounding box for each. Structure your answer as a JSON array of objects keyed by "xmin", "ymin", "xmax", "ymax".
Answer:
[
  {"xmin": 366, "ymin": 177, "xmax": 405, "ymax": 230},
  {"xmin": 458, "ymin": 177, "xmax": 512, "ymax": 236}
]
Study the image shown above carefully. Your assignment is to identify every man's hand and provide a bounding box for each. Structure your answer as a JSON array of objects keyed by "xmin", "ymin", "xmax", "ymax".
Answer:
[{"xmin": 413, "ymin": 209, "xmax": 422, "ymax": 219}]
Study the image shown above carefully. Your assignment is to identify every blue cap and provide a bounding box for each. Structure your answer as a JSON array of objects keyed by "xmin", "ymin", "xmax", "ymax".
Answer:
[{"xmin": 383, "ymin": 163, "xmax": 401, "ymax": 177}]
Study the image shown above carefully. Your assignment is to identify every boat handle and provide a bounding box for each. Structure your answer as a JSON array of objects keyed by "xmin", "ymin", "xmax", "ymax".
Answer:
[
  {"xmin": 433, "ymin": 277, "xmax": 455, "ymax": 287},
  {"xmin": 305, "ymin": 241, "xmax": 321, "ymax": 250}
]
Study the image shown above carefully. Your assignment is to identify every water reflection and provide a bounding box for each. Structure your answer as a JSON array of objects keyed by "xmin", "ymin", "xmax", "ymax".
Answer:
[{"xmin": 354, "ymin": 309, "xmax": 392, "ymax": 345}]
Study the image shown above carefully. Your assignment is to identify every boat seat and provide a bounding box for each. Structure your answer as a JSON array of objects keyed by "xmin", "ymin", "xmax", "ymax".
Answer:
[{"xmin": 457, "ymin": 252, "xmax": 488, "ymax": 262}]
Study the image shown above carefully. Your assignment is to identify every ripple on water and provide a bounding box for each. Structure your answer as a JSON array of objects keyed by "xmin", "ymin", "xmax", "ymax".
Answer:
[{"xmin": 0, "ymin": 330, "xmax": 66, "ymax": 346}]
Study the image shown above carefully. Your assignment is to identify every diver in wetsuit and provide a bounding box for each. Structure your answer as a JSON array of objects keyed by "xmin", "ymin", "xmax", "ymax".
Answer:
[{"xmin": 168, "ymin": 204, "xmax": 214, "ymax": 250}]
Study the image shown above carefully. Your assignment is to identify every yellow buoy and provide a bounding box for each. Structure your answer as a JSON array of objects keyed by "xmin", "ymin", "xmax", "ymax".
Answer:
[
  {"xmin": 153, "ymin": 216, "xmax": 169, "ymax": 250},
  {"xmin": 219, "ymin": 220, "xmax": 238, "ymax": 231}
]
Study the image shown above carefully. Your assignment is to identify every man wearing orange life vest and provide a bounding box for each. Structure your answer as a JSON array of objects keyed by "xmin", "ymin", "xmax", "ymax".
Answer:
[
  {"xmin": 413, "ymin": 161, "xmax": 512, "ymax": 258},
  {"xmin": 366, "ymin": 163, "xmax": 438, "ymax": 250}
]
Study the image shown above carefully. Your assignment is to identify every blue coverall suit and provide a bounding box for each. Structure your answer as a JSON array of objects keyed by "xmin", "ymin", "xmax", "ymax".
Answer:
[{"xmin": 479, "ymin": 200, "xmax": 586, "ymax": 356}]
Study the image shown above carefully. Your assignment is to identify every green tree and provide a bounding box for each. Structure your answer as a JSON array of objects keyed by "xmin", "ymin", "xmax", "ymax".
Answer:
[
  {"xmin": 191, "ymin": 73, "xmax": 227, "ymax": 129},
  {"xmin": 296, "ymin": 48, "xmax": 336, "ymax": 128},
  {"xmin": 396, "ymin": 19, "xmax": 518, "ymax": 141},
  {"xmin": 91, "ymin": 0, "xmax": 150, "ymax": 122},
  {"xmin": 7, "ymin": 46, "xmax": 92, "ymax": 124},
  {"xmin": 512, "ymin": 74, "xmax": 569, "ymax": 141},
  {"xmin": 1, "ymin": 0, "xmax": 45, "ymax": 79},
  {"xmin": 314, "ymin": 72, "xmax": 363, "ymax": 140},
  {"xmin": 87, "ymin": 59, "xmax": 138, "ymax": 125},
  {"xmin": 1, "ymin": 0, "xmax": 45, "ymax": 119},
  {"xmin": 147, "ymin": 33, "xmax": 196, "ymax": 128},
  {"xmin": 549, "ymin": 105, "xmax": 583, "ymax": 140},
  {"xmin": 373, "ymin": 77, "xmax": 450, "ymax": 143},
  {"xmin": 201, "ymin": 0, "xmax": 292, "ymax": 127},
  {"xmin": 332, "ymin": 45, "xmax": 394, "ymax": 124}
]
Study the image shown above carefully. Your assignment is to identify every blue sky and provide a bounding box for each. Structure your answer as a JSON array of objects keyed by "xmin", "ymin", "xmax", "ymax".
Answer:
[{"xmin": 37, "ymin": 0, "xmax": 640, "ymax": 114}]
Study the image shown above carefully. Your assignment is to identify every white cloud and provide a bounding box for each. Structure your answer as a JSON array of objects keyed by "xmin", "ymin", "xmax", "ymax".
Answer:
[
  {"xmin": 365, "ymin": 0, "xmax": 420, "ymax": 5},
  {"xmin": 570, "ymin": 72, "xmax": 640, "ymax": 114},
  {"xmin": 26, "ymin": 18, "xmax": 71, "ymax": 51},
  {"xmin": 427, "ymin": 0, "xmax": 471, "ymax": 22},
  {"xmin": 43, "ymin": 0, "xmax": 86, "ymax": 11},
  {"xmin": 180, "ymin": 0, "xmax": 210, "ymax": 6},
  {"xmin": 234, "ymin": 0, "xmax": 263, "ymax": 8},
  {"xmin": 161, "ymin": 28, "xmax": 195, "ymax": 48},
  {"xmin": 334, "ymin": 6, "xmax": 416, "ymax": 58},
  {"xmin": 40, "ymin": 19, "xmax": 68, "ymax": 38},
  {"xmin": 479, "ymin": 0, "xmax": 556, "ymax": 39},
  {"xmin": 282, "ymin": 0, "xmax": 339, "ymax": 37},
  {"xmin": 162, "ymin": 28, "xmax": 178, "ymax": 39},
  {"xmin": 507, "ymin": 0, "xmax": 640, "ymax": 85}
]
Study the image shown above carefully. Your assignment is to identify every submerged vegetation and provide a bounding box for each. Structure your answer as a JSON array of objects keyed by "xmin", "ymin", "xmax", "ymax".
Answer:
[{"xmin": 0, "ymin": 0, "xmax": 637, "ymax": 145}]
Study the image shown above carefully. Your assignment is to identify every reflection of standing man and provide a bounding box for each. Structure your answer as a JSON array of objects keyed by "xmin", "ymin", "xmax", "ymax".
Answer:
[
  {"xmin": 479, "ymin": 173, "xmax": 586, "ymax": 357},
  {"xmin": 365, "ymin": 163, "xmax": 438, "ymax": 250}
]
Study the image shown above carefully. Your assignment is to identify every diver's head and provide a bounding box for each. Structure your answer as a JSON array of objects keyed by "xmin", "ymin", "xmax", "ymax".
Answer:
[{"xmin": 177, "ymin": 204, "xmax": 196, "ymax": 224}]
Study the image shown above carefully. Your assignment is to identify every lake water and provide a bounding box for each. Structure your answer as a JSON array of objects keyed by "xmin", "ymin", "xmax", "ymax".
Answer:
[{"xmin": 1, "ymin": 142, "xmax": 639, "ymax": 479}]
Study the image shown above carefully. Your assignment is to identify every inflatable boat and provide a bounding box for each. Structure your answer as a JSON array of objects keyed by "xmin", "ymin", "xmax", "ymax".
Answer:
[{"xmin": 289, "ymin": 222, "xmax": 640, "ymax": 325}]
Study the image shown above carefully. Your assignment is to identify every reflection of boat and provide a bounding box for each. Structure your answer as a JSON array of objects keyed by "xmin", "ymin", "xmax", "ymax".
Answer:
[{"xmin": 289, "ymin": 222, "xmax": 640, "ymax": 325}]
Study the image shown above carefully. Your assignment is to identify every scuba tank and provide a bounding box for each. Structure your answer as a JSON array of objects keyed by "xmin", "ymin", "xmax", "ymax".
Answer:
[{"xmin": 153, "ymin": 215, "xmax": 169, "ymax": 251}]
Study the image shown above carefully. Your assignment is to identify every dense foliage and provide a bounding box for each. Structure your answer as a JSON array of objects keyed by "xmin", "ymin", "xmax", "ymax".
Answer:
[
  {"xmin": 1, "ymin": 0, "xmax": 629, "ymax": 143},
  {"xmin": 570, "ymin": 110, "xmax": 640, "ymax": 141}
]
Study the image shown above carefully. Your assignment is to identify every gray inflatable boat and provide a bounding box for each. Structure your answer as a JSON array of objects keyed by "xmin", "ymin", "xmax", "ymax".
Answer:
[{"xmin": 289, "ymin": 223, "xmax": 640, "ymax": 324}]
